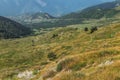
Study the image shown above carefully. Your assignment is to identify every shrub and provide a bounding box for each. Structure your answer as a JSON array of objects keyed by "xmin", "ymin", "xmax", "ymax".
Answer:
[
  {"xmin": 48, "ymin": 52, "xmax": 57, "ymax": 61},
  {"xmin": 51, "ymin": 34, "xmax": 58, "ymax": 38},
  {"xmin": 84, "ymin": 27, "xmax": 88, "ymax": 31},
  {"xmin": 90, "ymin": 27, "xmax": 98, "ymax": 33}
]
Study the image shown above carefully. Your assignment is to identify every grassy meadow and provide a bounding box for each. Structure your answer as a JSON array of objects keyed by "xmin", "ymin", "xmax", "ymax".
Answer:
[{"xmin": 0, "ymin": 19, "xmax": 120, "ymax": 80}]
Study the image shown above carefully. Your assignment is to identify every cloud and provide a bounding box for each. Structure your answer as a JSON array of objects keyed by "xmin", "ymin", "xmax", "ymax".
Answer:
[{"xmin": 36, "ymin": 0, "xmax": 47, "ymax": 7}]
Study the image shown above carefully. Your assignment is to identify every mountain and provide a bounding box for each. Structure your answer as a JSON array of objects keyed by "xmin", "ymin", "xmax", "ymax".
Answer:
[
  {"xmin": 62, "ymin": 0, "xmax": 120, "ymax": 19},
  {"xmin": 8, "ymin": 0, "xmax": 120, "ymax": 29},
  {"xmin": 0, "ymin": 0, "xmax": 114, "ymax": 16},
  {"xmin": 6, "ymin": 0, "xmax": 119, "ymax": 30},
  {"xmin": 15, "ymin": 0, "xmax": 120, "ymax": 29},
  {"xmin": 0, "ymin": 16, "xmax": 31, "ymax": 39},
  {"xmin": 8, "ymin": 11, "xmax": 84, "ymax": 29},
  {"xmin": 9, "ymin": 12, "xmax": 54, "ymax": 24}
]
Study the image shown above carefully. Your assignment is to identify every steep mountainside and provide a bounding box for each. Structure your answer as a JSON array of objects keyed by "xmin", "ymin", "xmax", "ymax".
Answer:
[
  {"xmin": 0, "ymin": 16, "xmax": 31, "ymax": 39},
  {"xmin": 62, "ymin": 0, "xmax": 120, "ymax": 19}
]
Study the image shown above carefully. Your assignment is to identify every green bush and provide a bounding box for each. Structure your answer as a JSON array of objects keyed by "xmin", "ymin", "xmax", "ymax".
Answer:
[
  {"xmin": 84, "ymin": 27, "xmax": 88, "ymax": 32},
  {"xmin": 48, "ymin": 52, "xmax": 57, "ymax": 61},
  {"xmin": 90, "ymin": 27, "xmax": 98, "ymax": 33}
]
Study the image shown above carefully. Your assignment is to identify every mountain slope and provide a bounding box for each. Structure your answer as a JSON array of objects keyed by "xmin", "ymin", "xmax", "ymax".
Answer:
[
  {"xmin": 0, "ymin": 22, "xmax": 120, "ymax": 80},
  {"xmin": 0, "ymin": 0, "xmax": 114, "ymax": 16},
  {"xmin": 62, "ymin": 0, "xmax": 120, "ymax": 19},
  {"xmin": 0, "ymin": 16, "xmax": 31, "ymax": 39}
]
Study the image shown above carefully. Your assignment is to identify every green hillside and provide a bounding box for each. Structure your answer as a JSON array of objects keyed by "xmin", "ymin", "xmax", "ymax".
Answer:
[
  {"xmin": 61, "ymin": 8, "xmax": 120, "ymax": 19},
  {"xmin": 61, "ymin": 0, "xmax": 120, "ymax": 19},
  {"xmin": 0, "ymin": 16, "xmax": 31, "ymax": 39}
]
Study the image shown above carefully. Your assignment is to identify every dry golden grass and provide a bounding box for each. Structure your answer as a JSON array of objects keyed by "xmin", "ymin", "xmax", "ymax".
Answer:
[
  {"xmin": 0, "ymin": 23, "xmax": 120, "ymax": 80},
  {"xmin": 36, "ymin": 23, "xmax": 120, "ymax": 80}
]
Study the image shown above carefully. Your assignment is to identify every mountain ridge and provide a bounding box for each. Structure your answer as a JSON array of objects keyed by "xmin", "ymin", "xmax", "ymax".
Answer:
[
  {"xmin": 9, "ymin": 12, "xmax": 54, "ymax": 24},
  {"xmin": 7, "ymin": 0, "xmax": 120, "ymax": 29},
  {"xmin": 61, "ymin": 0, "xmax": 120, "ymax": 19}
]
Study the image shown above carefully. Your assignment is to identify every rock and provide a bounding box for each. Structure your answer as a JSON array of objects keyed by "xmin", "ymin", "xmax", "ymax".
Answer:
[
  {"xmin": 17, "ymin": 70, "xmax": 35, "ymax": 80},
  {"xmin": 98, "ymin": 60, "xmax": 114, "ymax": 67}
]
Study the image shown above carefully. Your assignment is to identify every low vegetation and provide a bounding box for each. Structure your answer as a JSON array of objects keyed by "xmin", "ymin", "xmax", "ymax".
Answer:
[{"xmin": 0, "ymin": 22, "xmax": 120, "ymax": 80}]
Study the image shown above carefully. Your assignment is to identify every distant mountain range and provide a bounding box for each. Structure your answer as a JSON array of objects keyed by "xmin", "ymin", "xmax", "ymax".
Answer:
[
  {"xmin": 0, "ymin": 0, "xmax": 114, "ymax": 16},
  {"xmin": 9, "ymin": 12, "xmax": 54, "ymax": 24},
  {"xmin": 0, "ymin": 0, "xmax": 120, "ymax": 39},
  {"xmin": 7, "ymin": 0, "xmax": 120, "ymax": 29}
]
